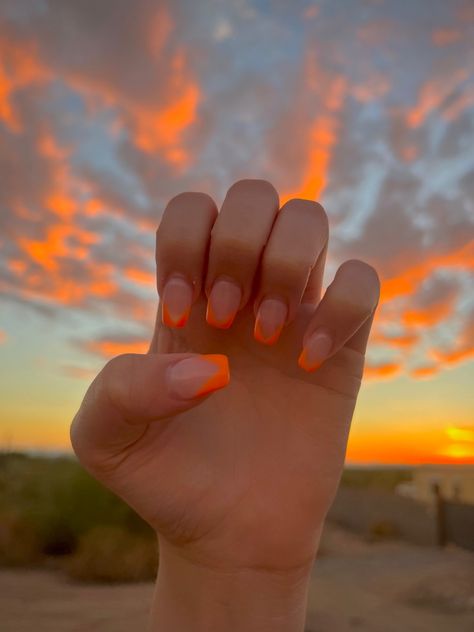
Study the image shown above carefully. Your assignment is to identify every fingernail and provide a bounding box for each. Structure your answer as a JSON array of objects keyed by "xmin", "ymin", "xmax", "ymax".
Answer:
[
  {"xmin": 162, "ymin": 275, "xmax": 193, "ymax": 328},
  {"xmin": 167, "ymin": 354, "xmax": 230, "ymax": 399},
  {"xmin": 206, "ymin": 278, "xmax": 241, "ymax": 328},
  {"xmin": 298, "ymin": 330, "xmax": 332, "ymax": 372},
  {"xmin": 254, "ymin": 297, "xmax": 288, "ymax": 345}
]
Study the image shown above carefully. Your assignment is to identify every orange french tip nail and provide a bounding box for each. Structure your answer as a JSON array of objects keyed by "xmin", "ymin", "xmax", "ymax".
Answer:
[
  {"xmin": 206, "ymin": 301, "xmax": 235, "ymax": 329},
  {"xmin": 297, "ymin": 349, "xmax": 321, "ymax": 372},
  {"xmin": 162, "ymin": 303, "xmax": 190, "ymax": 328},
  {"xmin": 194, "ymin": 354, "xmax": 230, "ymax": 397},
  {"xmin": 254, "ymin": 318, "xmax": 282, "ymax": 345}
]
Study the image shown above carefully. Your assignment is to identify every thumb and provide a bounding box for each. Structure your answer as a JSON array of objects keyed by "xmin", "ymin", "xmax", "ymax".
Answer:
[{"xmin": 70, "ymin": 353, "xmax": 229, "ymax": 471}]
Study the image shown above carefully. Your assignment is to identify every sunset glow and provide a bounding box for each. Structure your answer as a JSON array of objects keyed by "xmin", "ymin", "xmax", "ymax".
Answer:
[{"xmin": 0, "ymin": 1, "xmax": 473, "ymax": 464}]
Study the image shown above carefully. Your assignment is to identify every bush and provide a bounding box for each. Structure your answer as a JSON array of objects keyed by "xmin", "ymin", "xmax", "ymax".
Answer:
[
  {"xmin": 66, "ymin": 526, "xmax": 158, "ymax": 583},
  {"xmin": 341, "ymin": 467, "xmax": 412, "ymax": 492},
  {"xmin": 0, "ymin": 453, "xmax": 154, "ymax": 570},
  {"xmin": 368, "ymin": 520, "xmax": 400, "ymax": 542},
  {"xmin": 0, "ymin": 511, "xmax": 42, "ymax": 566}
]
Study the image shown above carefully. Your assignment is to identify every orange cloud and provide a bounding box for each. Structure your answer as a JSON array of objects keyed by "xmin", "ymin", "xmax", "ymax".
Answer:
[
  {"xmin": 303, "ymin": 5, "xmax": 319, "ymax": 20},
  {"xmin": 7, "ymin": 259, "xmax": 26, "ymax": 274},
  {"xmin": 0, "ymin": 36, "xmax": 51, "ymax": 132},
  {"xmin": 83, "ymin": 198, "xmax": 105, "ymax": 216},
  {"xmin": 133, "ymin": 79, "xmax": 200, "ymax": 164},
  {"xmin": 37, "ymin": 132, "xmax": 68, "ymax": 160},
  {"xmin": 64, "ymin": 45, "xmax": 200, "ymax": 168},
  {"xmin": 410, "ymin": 365, "xmax": 438, "ymax": 379},
  {"xmin": 22, "ymin": 270, "xmax": 116, "ymax": 306},
  {"xmin": 45, "ymin": 193, "xmax": 77, "ymax": 219},
  {"xmin": 148, "ymin": 6, "xmax": 174, "ymax": 59},
  {"xmin": 363, "ymin": 361, "xmax": 401, "ymax": 380},
  {"xmin": 429, "ymin": 315, "xmax": 474, "ymax": 367},
  {"xmin": 281, "ymin": 67, "xmax": 346, "ymax": 204},
  {"xmin": 403, "ymin": 299, "xmax": 455, "ymax": 326},
  {"xmin": 442, "ymin": 87, "xmax": 474, "ymax": 122},
  {"xmin": 372, "ymin": 332, "xmax": 418, "ymax": 349},
  {"xmin": 433, "ymin": 347, "xmax": 474, "ymax": 365},
  {"xmin": 431, "ymin": 28, "xmax": 462, "ymax": 46},
  {"xmin": 82, "ymin": 336, "xmax": 149, "ymax": 358},
  {"xmin": 0, "ymin": 13, "xmax": 199, "ymax": 168},
  {"xmin": 61, "ymin": 365, "xmax": 98, "ymax": 380},
  {"xmin": 406, "ymin": 69, "xmax": 468, "ymax": 128},
  {"xmin": 356, "ymin": 21, "xmax": 393, "ymax": 46},
  {"xmin": 20, "ymin": 222, "xmax": 98, "ymax": 272},
  {"xmin": 124, "ymin": 267, "xmax": 155, "ymax": 285},
  {"xmin": 380, "ymin": 240, "xmax": 474, "ymax": 303},
  {"xmin": 0, "ymin": 330, "xmax": 7, "ymax": 344},
  {"xmin": 351, "ymin": 73, "xmax": 391, "ymax": 104}
]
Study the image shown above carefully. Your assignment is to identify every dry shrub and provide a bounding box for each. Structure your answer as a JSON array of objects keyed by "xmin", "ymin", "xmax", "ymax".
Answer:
[
  {"xmin": 0, "ymin": 453, "xmax": 154, "ymax": 570},
  {"xmin": 367, "ymin": 520, "xmax": 400, "ymax": 542},
  {"xmin": 0, "ymin": 511, "xmax": 42, "ymax": 566},
  {"xmin": 66, "ymin": 526, "xmax": 158, "ymax": 583}
]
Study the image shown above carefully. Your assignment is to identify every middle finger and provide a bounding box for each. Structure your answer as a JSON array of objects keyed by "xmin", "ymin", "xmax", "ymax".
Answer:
[{"xmin": 205, "ymin": 179, "xmax": 279, "ymax": 328}]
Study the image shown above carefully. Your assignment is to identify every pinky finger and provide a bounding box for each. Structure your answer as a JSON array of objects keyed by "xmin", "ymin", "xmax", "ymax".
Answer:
[{"xmin": 298, "ymin": 259, "xmax": 380, "ymax": 372}]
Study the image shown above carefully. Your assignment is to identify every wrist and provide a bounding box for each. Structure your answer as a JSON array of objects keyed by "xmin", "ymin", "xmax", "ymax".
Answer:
[{"xmin": 149, "ymin": 538, "xmax": 314, "ymax": 632}]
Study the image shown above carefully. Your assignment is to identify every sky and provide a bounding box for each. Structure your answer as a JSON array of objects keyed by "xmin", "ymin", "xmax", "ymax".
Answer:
[{"xmin": 0, "ymin": 0, "xmax": 473, "ymax": 464}]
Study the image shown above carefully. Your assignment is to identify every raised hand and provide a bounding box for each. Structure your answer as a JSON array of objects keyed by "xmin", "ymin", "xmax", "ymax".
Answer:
[{"xmin": 71, "ymin": 179, "xmax": 379, "ymax": 631}]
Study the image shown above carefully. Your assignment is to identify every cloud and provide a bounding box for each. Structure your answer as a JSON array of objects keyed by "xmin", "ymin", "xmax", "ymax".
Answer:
[
  {"xmin": 432, "ymin": 28, "xmax": 462, "ymax": 47},
  {"xmin": 75, "ymin": 331, "xmax": 150, "ymax": 358},
  {"xmin": 0, "ymin": 0, "xmax": 473, "ymax": 383},
  {"xmin": 363, "ymin": 361, "xmax": 401, "ymax": 380},
  {"xmin": 445, "ymin": 425, "xmax": 474, "ymax": 442},
  {"xmin": 0, "ymin": 34, "xmax": 51, "ymax": 132},
  {"xmin": 410, "ymin": 365, "xmax": 439, "ymax": 379},
  {"xmin": 0, "ymin": 330, "xmax": 7, "ymax": 344},
  {"xmin": 403, "ymin": 275, "xmax": 460, "ymax": 326},
  {"xmin": 373, "ymin": 331, "xmax": 419, "ymax": 349},
  {"xmin": 431, "ymin": 310, "xmax": 474, "ymax": 365},
  {"xmin": 61, "ymin": 365, "xmax": 98, "ymax": 380}
]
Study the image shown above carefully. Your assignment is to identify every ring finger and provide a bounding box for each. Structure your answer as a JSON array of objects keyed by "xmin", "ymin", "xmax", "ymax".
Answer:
[{"xmin": 253, "ymin": 199, "xmax": 329, "ymax": 345}]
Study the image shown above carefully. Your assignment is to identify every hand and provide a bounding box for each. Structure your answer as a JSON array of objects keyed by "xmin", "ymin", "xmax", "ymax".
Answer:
[{"xmin": 71, "ymin": 179, "xmax": 380, "ymax": 631}]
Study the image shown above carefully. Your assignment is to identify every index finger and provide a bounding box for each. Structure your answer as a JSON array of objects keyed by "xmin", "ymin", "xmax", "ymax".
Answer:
[{"xmin": 156, "ymin": 192, "xmax": 218, "ymax": 327}]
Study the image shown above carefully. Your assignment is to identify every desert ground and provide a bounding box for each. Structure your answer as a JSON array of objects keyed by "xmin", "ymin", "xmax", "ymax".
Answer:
[{"xmin": 1, "ymin": 525, "xmax": 473, "ymax": 632}]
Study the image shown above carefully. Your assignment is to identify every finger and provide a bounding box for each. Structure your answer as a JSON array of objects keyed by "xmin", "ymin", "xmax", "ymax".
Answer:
[
  {"xmin": 253, "ymin": 199, "xmax": 328, "ymax": 345},
  {"xmin": 205, "ymin": 179, "xmax": 279, "ymax": 328},
  {"xmin": 298, "ymin": 259, "xmax": 380, "ymax": 371},
  {"xmin": 156, "ymin": 192, "xmax": 218, "ymax": 328},
  {"xmin": 70, "ymin": 353, "xmax": 229, "ymax": 472}
]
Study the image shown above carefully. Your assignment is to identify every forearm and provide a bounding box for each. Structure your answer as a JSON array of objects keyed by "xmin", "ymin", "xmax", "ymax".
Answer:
[{"xmin": 149, "ymin": 538, "xmax": 313, "ymax": 632}]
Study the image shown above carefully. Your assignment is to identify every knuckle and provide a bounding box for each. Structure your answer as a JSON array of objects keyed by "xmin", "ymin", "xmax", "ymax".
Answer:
[
  {"xmin": 211, "ymin": 233, "xmax": 256, "ymax": 264},
  {"xmin": 99, "ymin": 354, "xmax": 137, "ymax": 413},
  {"xmin": 263, "ymin": 252, "xmax": 311, "ymax": 290},
  {"xmin": 157, "ymin": 235, "xmax": 198, "ymax": 260}
]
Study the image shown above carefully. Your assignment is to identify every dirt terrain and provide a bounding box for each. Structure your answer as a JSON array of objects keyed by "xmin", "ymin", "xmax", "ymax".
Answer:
[{"xmin": 1, "ymin": 525, "xmax": 473, "ymax": 632}]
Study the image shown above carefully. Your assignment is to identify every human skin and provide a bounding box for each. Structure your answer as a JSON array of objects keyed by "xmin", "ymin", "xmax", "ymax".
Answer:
[{"xmin": 70, "ymin": 179, "xmax": 380, "ymax": 631}]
